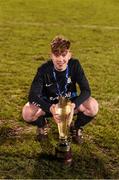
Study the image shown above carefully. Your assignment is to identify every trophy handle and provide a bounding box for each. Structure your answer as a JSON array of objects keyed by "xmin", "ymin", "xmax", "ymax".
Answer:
[{"xmin": 67, "ymin": 103, "xmax": 74, "ymax": 127}]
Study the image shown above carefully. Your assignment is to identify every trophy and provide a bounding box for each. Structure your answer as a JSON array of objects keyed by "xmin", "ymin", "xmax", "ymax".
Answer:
[{"xmin": 55, "ymin": 96, "xmax": 74, "ymax": 165}]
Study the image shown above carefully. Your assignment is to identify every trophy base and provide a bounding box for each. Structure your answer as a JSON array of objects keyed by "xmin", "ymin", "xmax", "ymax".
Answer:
[{"xmin": 55, "ymin": 141, "xmax": 72, "ymax": 165}]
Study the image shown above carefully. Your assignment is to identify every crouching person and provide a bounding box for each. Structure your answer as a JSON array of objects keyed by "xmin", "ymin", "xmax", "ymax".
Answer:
[{"xmin": 22, "ymin": 35, "xmax": 99, "ymax": 144}]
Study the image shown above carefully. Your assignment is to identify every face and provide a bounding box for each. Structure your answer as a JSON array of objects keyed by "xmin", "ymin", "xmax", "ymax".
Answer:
[{"xmin": 51, "ymin": 50, "xmax": 71, "ymax": 71}]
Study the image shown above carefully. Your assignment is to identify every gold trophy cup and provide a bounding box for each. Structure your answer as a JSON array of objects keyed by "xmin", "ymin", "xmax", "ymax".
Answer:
[{"xmin": 55, "ymin": 96, "xmax": 74, "ymax": 165}]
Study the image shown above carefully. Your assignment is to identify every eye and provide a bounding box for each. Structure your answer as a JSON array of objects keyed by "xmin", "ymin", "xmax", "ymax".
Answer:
[
  {"xmin": 53, "ymin": 53, "xmax": 60, "ymax": 57},
  {"xmin": 55, "ymin": 54, "xmax": 60, "ymax": 58},
  {"xmin": 62, "ymin": 52, "xmax": 67, "ymax": 57}
]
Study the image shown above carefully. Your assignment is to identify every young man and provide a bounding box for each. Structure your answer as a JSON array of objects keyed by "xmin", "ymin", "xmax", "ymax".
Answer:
[{"xmin": 22, "ymin": 35, "xmax": 99, "ymax": 144}]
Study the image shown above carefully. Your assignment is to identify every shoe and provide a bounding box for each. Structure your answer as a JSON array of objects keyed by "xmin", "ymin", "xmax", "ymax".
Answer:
[
  {"xmin": 36, "ymin": 119, "xmax": 50, "ymax": 142},
  {"xmin": 70, "ymin": 124, "xmax": 83, "ymax": 144}
]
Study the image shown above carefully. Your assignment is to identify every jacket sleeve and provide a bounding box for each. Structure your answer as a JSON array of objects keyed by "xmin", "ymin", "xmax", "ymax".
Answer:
[
  {"xmin": 72, "ymin": 60, "xmax": 91, "ymax": 108},
  {"xmin": 28, "ymin": 67, "xmax": 52, "ymax": 112}
]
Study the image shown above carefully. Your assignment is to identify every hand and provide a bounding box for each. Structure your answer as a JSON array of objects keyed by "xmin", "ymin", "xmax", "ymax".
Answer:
[
  {"xmin": 71, "ymin": 103, "xmax": 76, "ymax": 109},
  {"xmin": 49, "ymin": 104, "xmax": 62, "ymax": 124}
]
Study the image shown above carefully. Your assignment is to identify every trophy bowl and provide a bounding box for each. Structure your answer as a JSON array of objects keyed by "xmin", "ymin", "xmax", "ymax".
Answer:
[{"xmin": 55, "ymin": 96, "xmax": 74, "ymax": 165}]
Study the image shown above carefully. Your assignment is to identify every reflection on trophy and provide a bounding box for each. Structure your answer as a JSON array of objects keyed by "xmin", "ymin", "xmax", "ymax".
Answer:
[{"xmin": 55, "ymin": 96, "xmax": 74, "ymax": 165}]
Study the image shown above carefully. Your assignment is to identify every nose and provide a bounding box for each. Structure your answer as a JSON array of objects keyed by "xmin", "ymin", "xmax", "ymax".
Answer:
[{"xmin": 57, "ymin": 56, "xmax": 65, "ymax": 63}]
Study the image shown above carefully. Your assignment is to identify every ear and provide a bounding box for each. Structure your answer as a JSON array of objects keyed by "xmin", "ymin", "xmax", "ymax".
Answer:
[
  {"xmin": 68, "ymin": 51, "xmax": 72, "ymax": 59},
  {"xmin": 50, "ymin": 53, "xmax": 53, "ymax": 59}
]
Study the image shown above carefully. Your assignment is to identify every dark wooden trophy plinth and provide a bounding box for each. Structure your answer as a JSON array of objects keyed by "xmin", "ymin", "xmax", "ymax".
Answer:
[{"xmin": 55, "ymin": 138, "xmax": 72, "ymax": 165}]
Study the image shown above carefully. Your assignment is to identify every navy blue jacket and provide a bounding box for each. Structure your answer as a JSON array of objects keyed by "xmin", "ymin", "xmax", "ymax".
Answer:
[{"xmin": 28, "ymin": 58, "xmax": 91, "ymax": 112}]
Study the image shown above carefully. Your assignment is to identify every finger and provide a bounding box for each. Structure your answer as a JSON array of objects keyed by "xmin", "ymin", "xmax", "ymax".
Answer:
[
  {"xmin": 53, "ymin": 115, "xmax": 62, "ymax": 124},
  {"xmin": 54, "ymin": 114, "xmax": 61, "ymax": 121},
  {"xmin": 53, "ymin": 118, "xmax": 61, "ymax": 124},
  {"xmin": 51, "ymin": 104, "xmax": 57, "ymax": 114}
]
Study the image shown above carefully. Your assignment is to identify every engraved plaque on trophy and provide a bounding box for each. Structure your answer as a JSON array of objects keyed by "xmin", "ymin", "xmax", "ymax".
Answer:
[{"xmin": 55, "ymin": 96, "xmax": 74, "ymax": 165}]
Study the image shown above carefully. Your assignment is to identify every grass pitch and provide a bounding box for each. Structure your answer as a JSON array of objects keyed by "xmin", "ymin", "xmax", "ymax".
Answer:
[{"xmin": 0, "ymin": 0, "xmax": 119, "ymax": 178}]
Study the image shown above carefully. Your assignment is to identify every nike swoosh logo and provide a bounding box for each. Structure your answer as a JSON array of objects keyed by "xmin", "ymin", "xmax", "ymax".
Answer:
[{"xmin": 45, "ymin": 83, "xmax": 53, "ymax": 87}]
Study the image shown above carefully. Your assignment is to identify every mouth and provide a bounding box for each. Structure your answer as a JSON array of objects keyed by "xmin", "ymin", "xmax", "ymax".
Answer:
[
  {"xmin": 57, "ymin": 65, "xmax": 65, "ymax": 70},
  {"xmin": 55, "ymin": 64, "xmax": 66, "ymax": 71},
  {"xmin": 58, "ymin": 64, "xmax": 63, "ymax": 67},
  {"xmin": 57, "ymin": 63, "xmax": 65, "ymax": 66}
]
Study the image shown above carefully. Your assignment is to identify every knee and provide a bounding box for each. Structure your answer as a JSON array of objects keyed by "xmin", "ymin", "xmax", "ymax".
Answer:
[
  {"xmin": 90, "ymin": 98, "xmax": 99, "ymax": 117},
  {"xmin": 22, "ymin": 103, "xmax": 33, "ymax": 122}
]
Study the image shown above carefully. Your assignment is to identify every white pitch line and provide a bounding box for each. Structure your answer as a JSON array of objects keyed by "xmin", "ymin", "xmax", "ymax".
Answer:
[
  {"xmin": 0, "ymin": 21, "xmax": 119, "ymax": 30},
  {"xmin": 75, "ymin": 24, "xmax": 119, "ymax": 30}
]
